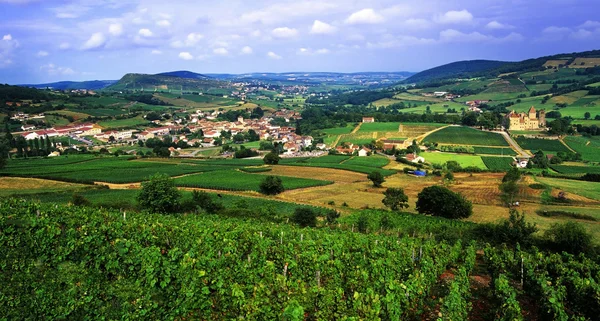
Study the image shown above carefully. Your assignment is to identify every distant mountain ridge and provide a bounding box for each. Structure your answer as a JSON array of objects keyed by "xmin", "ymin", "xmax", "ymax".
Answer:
[
  {"xmin": 405, "ymin": 60, "xmax": 508, "ymax": 84},
  {"xmin": 20, "ymin": 80, "xmax": 117, "ymax": 90},
  {"xmin": 156, "ymin": 70, "xmax": 211, "ymax": 80},
  {"xmin": 107, "ymin": 72, "xmax": 224, "ymax": 91}
]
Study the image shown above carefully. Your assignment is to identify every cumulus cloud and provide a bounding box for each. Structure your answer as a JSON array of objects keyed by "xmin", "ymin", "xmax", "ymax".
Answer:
[
  {"xmin": 241, "ymin": 46, "xmax": 253, "ymax": 54},
  {"xmin": 486, "ymin": 21, "xmax": 514, "ymax": 29},
  {"xmin": 579, "ymin": 21, "xmax": 600, "ymax": 29},
  {"xmin": 267, "ymin": 51, "xmax": 282, "ymax": 59},
  {"xmin": 310, "ymin": 20, "xmax": 336, "ymax": 34},
  {"xmin": 404, "ymin": 18, "xmax": 431, "ymax": 29},
  {"xmin": 440, "ymin": 29, "xmax": 524, "ymax": 43},
  {"xmin": 138, "ymin": 28, "xmax": 153, "ymax": 37},
  {"xmin": 366, "ymin": 35, "xmax": 436, "ymax": 48},
  {"xmin": 151, "ymin": 49, "xmax": 162, "ymax": 55},
  {"xmin": 435, "ymin": 10, "xmax": 473, "ymax": 24},
  {"xmin": 40, "ymin": 63, "xmax": 75, "ymax": 75},
  {"xmin": 239, "ymin": 1, "xmax": 338, "ymax": 25},
  {"xmin": 272, "ymin": 27, "xmax": 298, "ymax": 38},
  {"xmin": 213, "ymin": 47, "xmax": 228, "ymax": 55},
  {"xmin": 1, "ymin": 33, "xmax": 19, "ymax": 68},
  {"xmin": 542, "ymin": 26, "xmax": 571, "ymax": 34},
  {"xmin": 3, "ymin": 34, "xmax": 12, "ymax": 41},
  {"xmin": 345, "ymin": 8, "xmax": 384, "ymax": 25},
  {"xmin": 171, "ymin": 33, "xmax": 204, "ymax": 48},
  {"xmin": 156, "ymin": 20, "xmax": 171, "ymax": 27},
  {"xmin": 37, "ymin": 50, "xmax": 49, "ymax": 57},
  {"xmin": 178, "ymin": 51, "xmax": 194, "ymax": 60},
  {"xmin": 298, "ymin": 48, "xmax": 330, "ymax": 55},
  {"xmin": 108, "ymin": 23, "xmax": 123, "ymax": 36},
  {"xmin": 82, "ymin": 32, "xmax": 106, "ymax": 50}
]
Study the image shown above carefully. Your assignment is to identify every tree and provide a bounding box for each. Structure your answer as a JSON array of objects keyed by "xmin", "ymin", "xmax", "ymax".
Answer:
[
  {"xmin": 259, "ymin": 176, "xmax": 284, "ymax": 195},
  {"xmin": 382, "ymin": 187, "xmax": 409, "ymax": 211},
  {"xmin": 0, "ymin": 137, "xmax": 9, "ymax": 169},
  {"xmin": 323, "ymin": 209, "xmax": 340, "ymax": 224},
  {"xmin": 499, "ymin": 180, "xmax": 519, "ymax": 206},
  {"xmin": 584, "ymin": 112, "xmax": 591, "ymax": 120},
  {"xmin": 136, "ymin": 174, "xmax": 181, "ymax": 213},
  {"xmin": 444, "ymin": 171, "xmax": 454, "ymax": 181},
  {"xmin": 416, "ymin": 185, "xmax": 472, "ymax": 219},
  {"xmin": 545, "ymin": 221, "xmax": 592, "ymax": 254},
  {"xmin": 502, "ymin": 167, "xmax": 521, "ymax": 183},
  {"xmin": 263, "ymin": 152, "xmax": 280, "ymax": 165},
  {"xmin": 367, "ymin": 171, "xmax": 385, "ymax": 187},
  {"xmin": 189, "ymin": 190, "xmax": 223, "ymax": 213},
  {"xmin": 292, "ymin": 207, "xmax": 317, "ymax": 227}
]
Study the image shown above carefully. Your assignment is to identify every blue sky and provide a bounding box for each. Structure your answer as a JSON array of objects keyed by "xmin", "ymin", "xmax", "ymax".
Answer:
[{"xmin": 0, "ymin": 0, "xmax": 599, "ymax": 84}]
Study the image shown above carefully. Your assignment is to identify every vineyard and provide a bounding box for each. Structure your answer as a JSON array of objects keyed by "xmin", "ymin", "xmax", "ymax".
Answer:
[
  {"xmin": 2, "ymin": 200, "xmax": 600, "ymax": 319},
  {"xmin": 423, "ymin": 126, "xmax": 510, "ymax": 146},
  {"xmin": 473, "ymin": 146, "xmax": 517, "ymax": 156},
  {"xmin": 514, "ymin": 137, "xmax": 571, "ymax": 154},
  {"xmin": 481, "ymin": 156, "xmax": 515, "ymax": 171}
]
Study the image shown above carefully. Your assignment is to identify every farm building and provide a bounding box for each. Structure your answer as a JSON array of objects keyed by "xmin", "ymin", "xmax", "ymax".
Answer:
[
  {"xmin": 358, "ymin": 147, "xmax": 371, "ymax": 157},
  {"xmin": 405, "ymin": 153, "xmax": 425, "ymax": 163},
  {"xmin": 362, "ymin": 117, "xmax": 375, "ymax": 123},
  {"xmin": 505, "ymin": 106, "xmax": 546, "ymax": 130},
  {"xmin": 514, "ymin": 157, "xmax": 529, "ymax": 168}
]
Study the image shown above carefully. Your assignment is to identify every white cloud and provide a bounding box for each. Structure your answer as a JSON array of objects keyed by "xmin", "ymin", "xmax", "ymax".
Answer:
[
  {"xmin": 579, "ymin": 21, "xmax": 600, "ymax": 29},
  {"xmin": 345, "ymin": 8, "xmax": 384, "ymax": 25},
  {"xmin": 486, "ymin": 21, "xmax": 514, "ymax": 30},
  {"xmin": 138, "ymin": 28, "xmax": 153, "ymax": 37},
  {"xmin": 297, "ymin": 48, "xmax": 331, "ymax": 55},
  {"xmin": 366, "ymin": 35, "xmax": 436, "ymax": 48},
  {"xmin": 310, "ymin": 20, "xmax": 336, "ymax": 34},
  {"xmin": 298, "ymin": 48, "xmax": 309, "ymax": 55},
  {"xmin": 250, "ymin": 30, "xmax": 261, "ymax": 37},
  {"xmin": 241, "ymin": 46, "xmax": 253, "ymax": 54},
  {"xmin": 3, "ymin": 34, "xmax": 12, "ymax": 41},
  {"xmin": 151, "ymin": 49, "xmax": 162, "ymax": 55},
  {"xmin": 40, "ymin": 63, "xmax": 75, "ymax": 75},
  {"xmin": 108, "ymin": 23, "xmax": 123, "ymax": 36},
  {"xmin": 178, "ymin": 51, "xmax": 194, "ymax": 60},
  {"xmin": 272, "ymin": 27, "xmax": 298, "ymax": 38},
  {"xmin": 435, "ymin": 10, "xmax": 473, "ymax": 24},
  {"xmin": 59, "ymin": 42, "xmax": 70, "ymax": 50},
  {"xmin": 543, "ymin": 26, "xmax": 571, "ymax": 34},
  {"xmin": 213, "ymin": 47, "xmax": 229, "ymax": 55},
  {"xmin": 239, "ymin": 1, "xmax": 338, "ymax": 25},
  {"xmin": 315, "ymin": 48, "xmax": 330, "ymax": 54},
  {"xmin": 37, "ymin": 50, "xmax": 49, "ymax": 57},
  {"xmin": 404, "ymin": 18, "xmax": 431, "ymax": 29},
  {"xmin": 156, "ymin": 20, "xmax": 171, "ymax": 27},
  {"xmin": 570, "ymin": 29, "xmax": 594, "ymax": 40},
  {"xmin": 171, "ymin": 33, "xmax": 204, "ymax": 48},
  {"xmin": 82, "ymin": 32, "xmax": 106, "ymax": 50},
  {"xmin": 267, "ymin": 51, "xmax": 282, "ymax": 59}
]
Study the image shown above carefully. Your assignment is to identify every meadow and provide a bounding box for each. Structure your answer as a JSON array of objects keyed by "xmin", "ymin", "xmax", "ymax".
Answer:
[
  {"xmin": 421, "ymin": 152, "xmax": 487, "ymax": 169},
  {"xmin": 423, "ymin": 126, "xmax": 509, "ymax": 146},
  {"xmin": 536, "ymin": 177, "xmax": 600, "ymax": 201},
  {"xmin": 515, "ymin": 137, "xmax": 571, "ymax": 153},
  {"xmin": 549, "ymin": 164, "xmax": 600, "ymax": 175},
  {"xmin": 98, "ymin": 115, "xmax": 149, "ymax": 129},
  {"xmin": 564, "ymin": 136, "xmax": 600, "ymax": 161}
]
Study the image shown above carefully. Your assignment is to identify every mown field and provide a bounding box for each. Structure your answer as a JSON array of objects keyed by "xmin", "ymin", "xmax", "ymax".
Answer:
[
  {"xmin": 357, "ymin": 122, "xmax": 401, "ymax": 133},
  {"xmin": 423, "ymin": 126, "xmax": 509, "ymax": 146},
  {"xmin": 536, "ymin": 177, "xmax": 600, "ymax": 201},
  {"xmin": 515, "ymin": 137, "xmax": 571, "ymax": 153},
  {"xmin": 421, "ymin": 152, "xmax": 487, "ymax": 169}
]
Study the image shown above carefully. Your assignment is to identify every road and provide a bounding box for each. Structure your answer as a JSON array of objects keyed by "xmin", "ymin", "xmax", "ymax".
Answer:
[{"xmin": 494, "ymin": 130, "xmax": 529, "ymax": 157}]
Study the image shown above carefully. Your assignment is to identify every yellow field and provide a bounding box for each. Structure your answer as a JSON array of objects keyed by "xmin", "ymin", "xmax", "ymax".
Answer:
[
  {"xmin": 261, "ymin": 165, "xmax": 368, "ymax": 183},
  {"xmin": 0, "ymin": 177, "xmax": 87, "ymax": 196},
  {"xmin": 549, "ymin": 90, "xmax": 589, "ymax": 105},
  {"xmin": 372, "ymin": 98, "xmax": 402, "ymax": 107},
  {"xmin": 543, "ymin": 60, "xmax": 568, "ymax": 68},
  {"xmin": 569, "ymin": 58, "xmax": 600, "ymax": 68}
]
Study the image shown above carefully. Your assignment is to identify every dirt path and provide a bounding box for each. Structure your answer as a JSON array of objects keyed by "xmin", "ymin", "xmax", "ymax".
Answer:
[
  {"xmin": 558, "ymin": 137, "xmax": 576, "ymax": 153},
  {"xmin": 494, "ymin": 130, "xmax": 529, "ymax": 157},
  {"xmin": 331, "ymin": 135, "xmax": 342, "ymax": 147},
  {"xmin": 351, "ymin": 123, "xmax": 362, "ymax": 134}
]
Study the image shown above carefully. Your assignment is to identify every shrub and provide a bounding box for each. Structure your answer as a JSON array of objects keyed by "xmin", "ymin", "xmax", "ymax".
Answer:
[
  {"xmin": 292, "ymin": 208, "xmax": 317, "ymax": 227},
  {"xmin": 416, "ymin": 186, "xmax": 472, "ymax": 219},
  {"xmin": 528, "ymin": 183, "xmax": 546, "ymax": 189},
  {"xmin": 367, "ymin": 171, "xmax": 385, "ymax": 187},
  {"xmin": 191, "ymin": 190, "xmax": 223, "ymax": 213},
  {"xmin": 492, "ymin": 209, "xmax": 538, "ymax": 245},
  {"xmin": 545, "ymin": 221, "xmax": 593, "ymax": 254},
  {"xmin": 263, "ymin": 152, "xmax": 280, "ymax": 165},
  {"xmin": 502, "ymin": 167, "xmax": 521, "ymax": 183},
  {"xmin": 71, "ymin": 193, "xmax": 91, "ymax": 206},
  {"xmin": 259, "ymin": 176, "xmax": 284, "ymax": 195},
  {"xmin": 357, "ymin": 213, "xmax": 369, "ymax": 232},
  {"xmin": 137, "ymin": 174, "xmax": 181, "ymax": 213},
  {"xmin": 324, "ymin": 209, "xmax": 340, "ymax": 224}
]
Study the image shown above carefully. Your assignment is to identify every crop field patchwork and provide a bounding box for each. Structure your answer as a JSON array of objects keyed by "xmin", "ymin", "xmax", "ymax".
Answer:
[
  {"xmin": 357, "ymin": 122, "xmax": 401, "ymax": 133},
  {"xmin": 536, "ymin": 177, "xmax": 600, "ymax": 201},
  {"xmin": 481, "ymin": 156, "xmax": 514, "ymax": 171},
  {"xmin": 564, "ymin": 136, "xmax": 600, "ymax": 161},
  {"xmin": 473, "ymin": 146, "xmax": 517, "ymax": 156},
  {"xmin": 421, "ymin": 152, "xmax": 487, "ymax": 169},
  {"xmin": 423, "ymin": 126, "xmax": 509, "ymax": 146},
  {"xmin": 515, "ymin": 137, "xmax": 571, "ymax": 153}
]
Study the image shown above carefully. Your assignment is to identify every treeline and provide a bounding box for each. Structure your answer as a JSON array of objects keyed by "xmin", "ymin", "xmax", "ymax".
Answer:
[
  {"xmin": 305, "ymin": 90, "xmax": 395, "ymax": 106},
  {"xmin": 124, "ymin": 94, "xmax": 172, "ymax": 106},
  {"xmin": 0, "ymin": 84, "xmax": 51, "ymax": 101}
]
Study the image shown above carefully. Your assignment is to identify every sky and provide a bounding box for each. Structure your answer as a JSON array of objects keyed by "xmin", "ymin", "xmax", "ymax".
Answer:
[{"xmin": 0, "ymin": 0, "xmax": 599, "ymax": 84}]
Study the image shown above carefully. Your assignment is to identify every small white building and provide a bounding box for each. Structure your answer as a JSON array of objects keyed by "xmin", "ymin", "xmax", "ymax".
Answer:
[{"xmin": 358, "ymin": 147, "xmax": 371, "ymax": 157}]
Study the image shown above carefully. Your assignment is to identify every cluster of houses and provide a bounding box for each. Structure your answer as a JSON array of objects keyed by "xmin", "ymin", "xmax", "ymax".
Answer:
[{"xmin": 20, "ymin": 123, "xmax": 102, "ymax": 141}]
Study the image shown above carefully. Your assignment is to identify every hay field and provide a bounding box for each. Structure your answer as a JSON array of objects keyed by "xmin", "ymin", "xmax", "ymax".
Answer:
[
  {"xmin": 0, "ymin": 177, "xmax": 87, "ymax": 196},
  {"xmin": 569, "ymin": 58, "xmax": 600, "ymax": 68}
]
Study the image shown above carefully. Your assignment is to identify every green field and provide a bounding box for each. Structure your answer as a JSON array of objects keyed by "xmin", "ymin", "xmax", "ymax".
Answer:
[
  {"xmin": 342, "ymin": 156, "xmax": 390, "ymax": 168},
  {"xmin": 564, "ymin": 136, "xmax": 600, "ymax": 161},
  {"xmin": 549, "ymin": 164, "xmax": 600, "ymax": 175},
  {"xmin": 536, "ymin": 177, "xmax": 600, "ymax": 201},
  {"xmin": 473, "ymin": 146, "xmax": 517, "ymax": 156},
  {"xmin": 515, "ymin": 137, "xmax": 571, "ymax": 153},
  {"xmin": 481, "ymin": 156, "xmax": 514, "ymax": 170},
  {"xmin": 321, "ymin": 125, "xmax": 356, "ymax": 135},
  {"xmin": 423, "ymin": 126, "xmax": 509, "ymax": 146},
  {"xmin": 357, "ymin": 122, "xmax": 401, "ymax": 133},
  {"xmin": 421, "ymin": 152, "xmax": 487, "ymax": 169},
  {"xmin": 173, "ymin": 170, "xmax": 332, "ymax": 191},
  {"xmin": 98, "ymin": 116, "xmax": 148, "ymax": 129}
]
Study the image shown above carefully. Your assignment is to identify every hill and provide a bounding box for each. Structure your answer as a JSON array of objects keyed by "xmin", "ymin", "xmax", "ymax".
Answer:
[
  {"xmin": 405, "ymin": 60, "xmax": 508, "ymax": 84},
  {"xmin": 20, "ymin": 80, "xmax": 116, "ymax": 90},
  {"xmin": 106, "ymin": 72, "xmax": 226, "ymax": 91},
  {"xmin": 156, "ymin": 70, "xmax": 211, "ymax": 80}
]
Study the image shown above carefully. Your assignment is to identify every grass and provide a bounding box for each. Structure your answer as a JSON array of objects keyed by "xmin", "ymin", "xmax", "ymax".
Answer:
[
  {"xmin": 515, "ymin": 137, "xmax": 571, "ymax": 153},
  {"xmin": 98, "ymin": 115, "xmax": 148, "ymax": 129},
  {"xmin": 321, "ymin": 125, "xmax": 356, "ymax": 135},
  {"xmin": 357, "ymin": 122, "xmax": 401, "ymax": 133},
  {"xmin": 421, "ymin": 152, "xmax": 487, "ymax": 169},
  {"xmin": 536, "ymin": 177, "xmax": 600, "ymax": 201},
  {"xmin": 481, "ymin": 156, "xmax": 514, "ymax": 171},
  {"xmin": 473, "ymin": 146, "xmax": 517, "ymax": 156},
  {"xmin": 563, "ymin": 136, "xmax": 600, "ymax": 162},
  {"xmin": 173, "ymin": 170, "xmax": 332, "ymax": 191},
  {"xmin": 423, "ymin": 126, "xmax": 509, "ymax": 146},
  {"xmin": 342, "ymin": 156, "xmax": 390, "ymax": 168},
  {"xmin": 549, "ymin": 164, "xmax": 600, "ymax": 175}
]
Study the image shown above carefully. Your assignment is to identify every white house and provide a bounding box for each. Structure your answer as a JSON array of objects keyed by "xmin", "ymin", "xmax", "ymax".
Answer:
[
  {"xmin": 405, "ymin": 153, "xmax": 425, "ymax": 163},
  {"xmin": 358, "ymin": 147, "xmax": 371, "ymax": 157}
]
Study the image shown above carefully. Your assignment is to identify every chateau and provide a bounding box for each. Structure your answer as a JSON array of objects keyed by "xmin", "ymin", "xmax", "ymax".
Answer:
[{"xmin": 505, "ymin": 106, "xmax": 546, "ymax": 130}]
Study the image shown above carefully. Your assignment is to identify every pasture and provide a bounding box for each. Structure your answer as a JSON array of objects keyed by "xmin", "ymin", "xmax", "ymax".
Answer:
[
  {"xmin": 421, "ymin": 152, "xmax": 487, "ymax": 169},
  {"xmin": 423, "ymin": 126, "xmax": 509, "ymax": 146},
  {"xmin": 321, "ymin": 125, "xmax": 355, "ymax": 135},
  {"xmin": 98, "ymin": 116, "xmax": 148, "ymax": 129},
  {"xmin": 515, "ymin": 137, "xmax": 571, "ymax": 153}
]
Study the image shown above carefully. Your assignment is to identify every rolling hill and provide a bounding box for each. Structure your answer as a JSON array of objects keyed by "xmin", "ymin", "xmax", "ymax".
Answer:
[
  {"xmin": 156, "ymin": 70, "xmax": 212, "ymax": 80},
  {"xmin": 20, "ymin": 80, "xmax": 117, "ymax": 90},
  {"xmin": 405, "ymin": 60, "xmax": 508, "ymax": 84},
  {"xmin": 106, "ymin": 72, "xmax": 226, "ymax": 91}
]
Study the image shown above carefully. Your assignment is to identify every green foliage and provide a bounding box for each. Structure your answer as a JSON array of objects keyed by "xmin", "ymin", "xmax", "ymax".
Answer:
[
  {"xmin": 259, "ymin": 175, "xmax": 285, "ymax": 195},
  {"xmin": 381, "ymin": 187, "xmax": 409, "ymax": 211},
  {"xmin": 291, "ymin": 207, "xmax": 317, "ymax": 227},
  {"xmin": 481, "ymin": 157, "xmax": 514, "ymax": 171},
  {"xmin": 191, "ymin": 190, "xmax": 224, "ymax": 213},
  {"xmin": 263, "ymin": 152, "xmax": 280, "ymax": 165},
  {"xmin": 323, "ymin": 209, "xmax": 340, "ymax": 224},
  {"xmin": 136, "ymin": 173, "xmax": 181, "ymax": 213},
  {"xmin": 515, "ymin": 137, "xmax": 571, "ymax": 153},
  {"xmin": 502, "ymin": 167, "xmax": 521, "ymax": 183},
  {"xmin": 71, "ymin": 193, "xmax": 91, "ymax": 206},
  {"xmin": 545, "ymin": 221, "xmax": 593, "ymax": 254},
  {"xmin": 367, "ymin": 171, "xmax": 385, "ymax": 187},
  {"xmin": 282, "ymin": 301, "xmax": 304, "ymax": 321},
  {"xmin": 416, "ymin": 186, "xmax": 473, "ymax": 219},
  {"xmin": 499, "ymin": 180, "xmax": 519, "ymax": 206},
  {"xmin": 491, "ymin": 209, "xmax": 538, "ymax": 245}
]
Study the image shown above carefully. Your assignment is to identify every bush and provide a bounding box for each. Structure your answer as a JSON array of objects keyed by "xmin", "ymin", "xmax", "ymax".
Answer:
[
  {"xmin": 367, "ymin": 171, "xmax": 385, "ymax": 187},
  {"xmin": 190, "ymin": 190, "xmax": 223, "ymax": 213},
  {"xmin": 136, "ymin": 174, "xmax": 181, "ymax": 213},
  {"xmin": 502, "ymin": 167, "xmax": 521, "ymax": 183},
  {"xmin": 71, "ymin": 193, "xmax": 91, "ymax": 206},
  {"xmin": 416, "ymin": 186, "xmax": 472, "ymax": 219},
  {"xmin": 259, "ymin": 176, "xmax": 284, "ymax": 195},
  {"xmin": 528, "ymin": 183, "xmax": 546, "ymax": 189},
  {"xmin": 357, "ymin": 213, "xmax": 369, "ymax": 232},
  {"xmin": 545, "ymin": 221, "xmax": 592, "ymax": 254},
  {"xmin": 323, "ymin": 209, "xmax": 340, "ymax": 224},
  {"xmin": 292, "ymin": 208, "xmax": 317, "ymax": 227},
  {"xmin": 489, "ymin": 209, "xmax": 538, "ymax": 245},
  {"xmin": 263, "ymin": 152, "xmax": 280, "ymax": 165}
]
